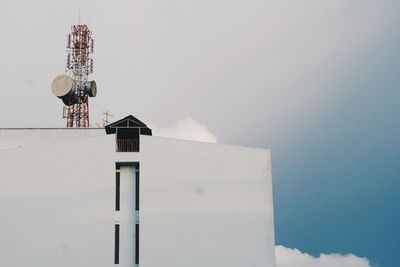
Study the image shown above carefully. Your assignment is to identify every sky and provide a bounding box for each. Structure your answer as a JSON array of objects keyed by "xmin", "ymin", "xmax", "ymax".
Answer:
[{"xmin": 0, "ymin": 0, "xmax": 399, "ymax": 266}]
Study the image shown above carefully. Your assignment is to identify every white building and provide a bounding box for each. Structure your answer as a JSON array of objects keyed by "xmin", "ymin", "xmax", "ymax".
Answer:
[{"xmin": 0, "ymin": 115, "xmax": 275, "ymax": 267}]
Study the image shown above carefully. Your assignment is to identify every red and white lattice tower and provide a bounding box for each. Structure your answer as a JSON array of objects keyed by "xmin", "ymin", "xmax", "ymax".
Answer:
[{"xmin": 51, "ymin": 24, "xmax": 97, "ymax": 128}]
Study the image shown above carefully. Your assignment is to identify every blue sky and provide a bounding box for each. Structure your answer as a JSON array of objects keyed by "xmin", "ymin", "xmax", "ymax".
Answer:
[
  {"xmin": 0, "ymin": 0, "xmax": 399, "ymax": 266},
  {"xmin": 249, "ymin": 20, "xmax": 400, "ymax": 266}
]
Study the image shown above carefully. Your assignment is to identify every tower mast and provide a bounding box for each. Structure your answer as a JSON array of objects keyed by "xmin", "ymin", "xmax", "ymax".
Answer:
[
  {"xmin": 65, "ymin": 24, "xmax": 95, "ymax": 127},
  {"xmin": 51, "ymin": 23, "xmax": 97, "ymax": 128}
]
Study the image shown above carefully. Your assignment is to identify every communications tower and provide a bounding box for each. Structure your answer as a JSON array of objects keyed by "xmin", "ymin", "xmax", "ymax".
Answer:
[{"xmin": 51, "ymin": 24, "xmax": 97, "ymax": 127}]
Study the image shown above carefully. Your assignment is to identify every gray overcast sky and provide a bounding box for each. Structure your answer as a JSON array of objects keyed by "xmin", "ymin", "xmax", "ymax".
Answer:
[
  {"xmin": 0, "ymin": 0, "xmax": 396, "ymax": 138},
  {"xmin": 1, "ymin": 1, "xmax": 400, "ymax": 266}
]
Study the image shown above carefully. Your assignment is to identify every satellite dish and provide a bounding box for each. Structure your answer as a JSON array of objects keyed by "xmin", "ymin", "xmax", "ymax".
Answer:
[
  {"xmin": 51, "ymin": 74, "xmax": 74, "ymax": 97},
  {"xmin": 85, "ymin": 80, "xmax": 97, "ymax": 97},
  {"xmin": 51, "ymin": 75, "xmax": 77, "ymax": 105}
]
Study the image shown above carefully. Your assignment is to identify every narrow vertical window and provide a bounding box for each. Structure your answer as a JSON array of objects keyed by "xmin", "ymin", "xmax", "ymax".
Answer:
[
  {"xmin": 115, "ymin": 172, "xmax": 120, "ymax": 211},
  {"xmin": 135, "ymin": 224, "xmax": 139, "ymax": 264},
  {"xmin": 135, "ymin": 169, "xmax": 139, "ymax": 211},
  {"xmin": 114, "ymin": 224, "xmax": 120, "ymax": 264}
]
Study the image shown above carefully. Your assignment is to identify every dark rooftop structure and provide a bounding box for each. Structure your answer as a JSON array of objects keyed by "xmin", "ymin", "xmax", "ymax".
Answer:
[{"xmin": 105, "ymin": 115, "xmax": 152, "ymax": 152}]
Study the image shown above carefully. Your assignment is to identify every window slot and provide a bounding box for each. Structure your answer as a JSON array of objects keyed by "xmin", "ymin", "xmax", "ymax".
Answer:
[
  {"xmin": 135, "ymin": 224, "xmax": 139, "ymax": 264},
  {"xmin": 115, "ymin": 172, "xmax": 120, "ymax": 211},
  {"xmin": 114, "ymin": 224, "xmax": 120, "ymax": 264},
  {"xmin": 135, "ymin": 170, "xmax": 139, "ymax": 211}
]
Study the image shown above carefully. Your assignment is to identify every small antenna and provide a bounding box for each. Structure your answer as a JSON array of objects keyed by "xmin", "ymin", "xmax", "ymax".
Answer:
[{"xmin": 103, "ymin": 110, "xmax": 113, "ymax": 126}]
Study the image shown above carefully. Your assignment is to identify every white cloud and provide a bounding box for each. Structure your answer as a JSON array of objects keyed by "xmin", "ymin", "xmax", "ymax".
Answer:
[
  {"xmin": 276, "ymin": 245, "xmax": 372, "ymax": 267},
  {"xmin": 150, "ymin": 118, "xmax": 217, "ymax": 143}
]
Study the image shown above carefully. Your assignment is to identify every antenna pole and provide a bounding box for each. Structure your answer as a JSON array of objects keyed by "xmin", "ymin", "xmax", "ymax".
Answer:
[
  {"xmin": 51, "ymin": 20, "xmax": 97, "ymax": 127},
  {"xmin": 64, "ymin": 23, "xmax": 95, "ymax": 127},
  {"xmin": 103, "ymin": 110, "xmax": 113, "ymax": 126}
]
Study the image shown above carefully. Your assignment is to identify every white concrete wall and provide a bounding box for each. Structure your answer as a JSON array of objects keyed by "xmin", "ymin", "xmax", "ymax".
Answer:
[
  {"xmin": 0, "ymin": 129, "xmax": 116, "ymax": 267},
  {"xmin": 0, "ymin": 129, "xmax": 275, "ymax": 267}
]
